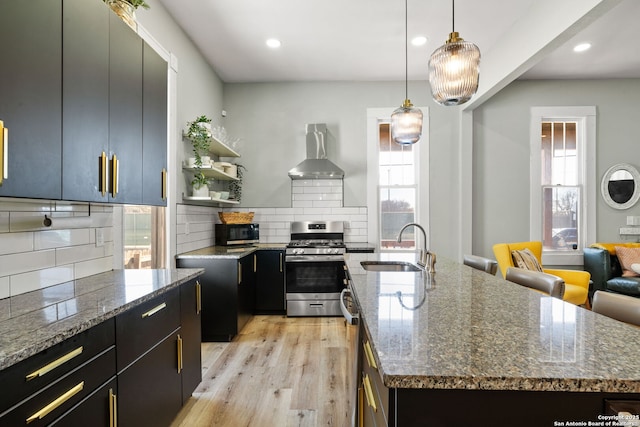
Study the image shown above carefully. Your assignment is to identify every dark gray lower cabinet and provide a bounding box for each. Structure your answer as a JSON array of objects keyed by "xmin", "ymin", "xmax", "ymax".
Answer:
[
  {"xmin": 0, "ymin": 278, "xmax": 203, "ymax": 427},
  {"xmin": 0, "ymin": 319, "xmax": 116, "ymax": 427},
  {"xmin": 255, "ymin": 249, "xmax": 286, "ymax": 314},
  {"xmin": 115, "ymin": 286, "xmax": 182, "ymax": 427},
  {"xmin": 180, "ymin": 279, "xmax": 203, "ymax": 403},
  {"xmin": 177, "ymin": 254, "xmax": 255, "ymax": 342},
  {"xmin": 118, "ymin": 330, "xmax": 183, "ymax": 427}
]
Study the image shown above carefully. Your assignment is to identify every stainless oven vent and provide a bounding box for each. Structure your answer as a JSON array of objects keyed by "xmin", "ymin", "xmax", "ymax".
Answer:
[{"xmin": 288, "ymin": 123, "xmax": 344, "ymax": 180}]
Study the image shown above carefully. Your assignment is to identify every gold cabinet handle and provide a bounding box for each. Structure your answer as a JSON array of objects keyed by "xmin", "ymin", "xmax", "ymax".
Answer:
[
  {"xmin": 238, "ymin": 262, "xmax": 242, "ymax": 285},
  {"xmin": 161, "ymin": 168, "xmax": 167, "ymax": 200},
  {"xmin": 195, "ymin": 281, "xmax": 202, "ymax": 314},
  {"xmin": 111, "ymin": 154, "xmax": 119, "ymax": 197},
  {"xmin": 177, "ymin": 334, "xmax": 183, "ymax": 374},
  {"xmin": 141, "ymin": 302, "xmax": 166, "ymax": 318},
  {"xmin": 363, "ymin": 341, "xmax": 377, "ymax": 369},
  {"xmin": 26, "ymin": 381, "xmax": 84, "ymax": 424},
  {"xmin": 109, "ymin": 388, "xmax": 117, "ymax": 427},
  {"xmin": 0, "ymin": 119, "xmax": 7, "ymax": 185},
  {"xmin": 26, "ymin": 346, "xmax": 83, "ymax": 381},
  {"xmin": 279, "ymin": 252, "xmax": 283, "ymax": 273},
  {"xmin": 254, "ymin": 254, "xmax": 257, "ymax": 273},
  {"xmin": 100, "ymin": 151, "xmax": 108, "ymax": 196},
  {"xmin": 362, "ymin": 375, "xmax": 377, "ymax": 412}
]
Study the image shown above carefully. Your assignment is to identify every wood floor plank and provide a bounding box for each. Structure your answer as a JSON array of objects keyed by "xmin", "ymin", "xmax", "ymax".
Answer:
[{"xmin": 170, "ymin": 315, "xmax": 356, "ymax": 427}]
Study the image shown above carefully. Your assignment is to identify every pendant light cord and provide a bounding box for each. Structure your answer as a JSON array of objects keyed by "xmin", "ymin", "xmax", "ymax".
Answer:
[
  {"xmin": 404, "ymin": 0, "xmax": 408, "ymax": 100},
  {"xmin": 452, "ymin": 0, "xmax": 455, "ymax": 32}
]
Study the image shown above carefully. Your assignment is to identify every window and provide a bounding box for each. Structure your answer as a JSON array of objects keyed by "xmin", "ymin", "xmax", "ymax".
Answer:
[
  {"xmin": 366, "ymin": 108, "xmax": 427, "ymax": 251},
  {"xmin": 530, "ymin": 107, "xmax": 596, "ymax": 266},
  {"xmin": 123, "ymin": 205, "xmax": 166, "ymax": 269}
]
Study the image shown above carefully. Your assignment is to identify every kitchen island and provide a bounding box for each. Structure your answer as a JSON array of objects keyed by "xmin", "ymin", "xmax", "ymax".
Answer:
[{"xmin": 346, "ymin": 252, "xmax": 640, "ymax": 426}]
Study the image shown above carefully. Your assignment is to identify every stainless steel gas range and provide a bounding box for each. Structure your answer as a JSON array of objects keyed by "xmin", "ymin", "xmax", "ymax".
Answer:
[{"xmin": 285, "ymin": 221, "xmax": 347, "ymax": 317}]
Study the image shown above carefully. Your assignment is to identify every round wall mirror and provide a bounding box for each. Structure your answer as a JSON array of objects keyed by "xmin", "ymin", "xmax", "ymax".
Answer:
[{"xmin": 601, "ymin": 163, "xmax": 640, "ymax": 210}]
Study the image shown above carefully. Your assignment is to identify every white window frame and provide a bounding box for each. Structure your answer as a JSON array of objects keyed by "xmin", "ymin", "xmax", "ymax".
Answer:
[
  {"xmin": 366, "ymin": 107, "xmax": 428, "ymax": 251},
  {"xmin": 530, "ymin": 106, "xmax": 596, "ymax": 266}
]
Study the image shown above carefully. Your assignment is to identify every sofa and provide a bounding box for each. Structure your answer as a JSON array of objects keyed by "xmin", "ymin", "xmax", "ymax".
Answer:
[{"xmin": 583, "ymin": 243, "xmax": 640, "ymax": 300}]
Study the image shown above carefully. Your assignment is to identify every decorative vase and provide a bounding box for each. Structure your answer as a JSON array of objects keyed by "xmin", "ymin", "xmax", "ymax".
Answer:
[
  {"xmin": 106, "ymin": 0, "xmax": 137, "ymax": 31},
  {"xmin": 192, "ymin": 184, "xmax": 209, "ymax": 198}
]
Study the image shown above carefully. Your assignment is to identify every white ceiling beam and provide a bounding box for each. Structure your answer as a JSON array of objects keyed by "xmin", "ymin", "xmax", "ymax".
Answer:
[{"xmin": 464, "ymin": 0, "xmax": 623, "ymax": 110}]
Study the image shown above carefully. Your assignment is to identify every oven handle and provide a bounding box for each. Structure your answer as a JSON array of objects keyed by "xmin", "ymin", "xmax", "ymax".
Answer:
[
  {"xmin": 340, "ymin": 288, "xmax": 358, "ymax": 325},
  {"xmin": 285, "ymin": 255, "xmax": 345, "ymax": 263}
]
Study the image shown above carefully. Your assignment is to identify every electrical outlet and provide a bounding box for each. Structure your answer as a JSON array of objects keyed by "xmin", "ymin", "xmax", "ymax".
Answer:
[
  {"xmin": 627, "ymin": 216, "xmax": 640, "ymax": 226},
  {"xmin": 185, "ymin": 222, "xmax": 190, "ymax": 235},
  {"xmin": 96, "ymin": 229, "xmax": 104, "ymax": 247}
]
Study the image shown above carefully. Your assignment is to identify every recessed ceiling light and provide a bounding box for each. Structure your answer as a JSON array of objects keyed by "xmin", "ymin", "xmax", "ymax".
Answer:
[
  {"xmin": 573, "ymin": 43, "xmax": 591, "ymax": 52},
  {"xmin": 411, "ymin": 36, "xmax": 427, "ymax": 47},
  {"xmin": 266, "ymin": 38, "xmax": 281, "ymax": 49}
]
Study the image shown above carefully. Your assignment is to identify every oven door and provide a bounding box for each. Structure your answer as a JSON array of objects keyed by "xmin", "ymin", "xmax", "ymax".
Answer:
[{"xmin": 285, "ymin": 257, "xmax": 346, "ymax": 296}]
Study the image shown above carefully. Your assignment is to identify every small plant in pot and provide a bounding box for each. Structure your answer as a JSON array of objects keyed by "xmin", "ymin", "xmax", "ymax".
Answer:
[
  {"xmin": 191, "ymin": 171, "xmax": 209, "ymax": 197},
  {"xmin": 104, "ymin": 0, "xmax": 149, "ymax": 29},
  {"xmin": 186, "ymin": 115, "xmax": 212, "ymax": 169},
  {"xmin": 186, "ymin": 115, "xmax": 213, "ymax": 197}
]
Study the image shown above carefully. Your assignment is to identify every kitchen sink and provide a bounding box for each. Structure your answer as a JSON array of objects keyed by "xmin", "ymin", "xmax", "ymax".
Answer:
[{"xmin": 360, "ymin": 261, "xmax": 422, "ymax": 272}]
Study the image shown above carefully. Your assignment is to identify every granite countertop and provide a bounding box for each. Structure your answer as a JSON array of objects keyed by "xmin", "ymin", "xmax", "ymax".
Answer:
[
  {"xmin": 176, "ymin": 243, "xmax": 287, "ymax": 260},
  {"xmin": 346, "ymin": 252, "xmax": 640, "ymax": 393},
  {"xmin": 0, "ymin": 268, "xmax": 203, "ymax": 371}
]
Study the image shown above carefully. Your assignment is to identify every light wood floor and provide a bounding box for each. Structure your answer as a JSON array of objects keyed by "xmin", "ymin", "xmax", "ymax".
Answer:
[{"xmin": 170, "ymin": 315, "xmax": 357, "ymax": 427}]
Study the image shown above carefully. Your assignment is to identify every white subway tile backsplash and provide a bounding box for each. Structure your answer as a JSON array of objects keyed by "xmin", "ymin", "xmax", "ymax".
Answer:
[
  {"xmin": 0, "ymin": 232, "xmax": 34, "ymax": 255},
  {"xmin": 0, "ymin": 277, "xmax": 9, "ymax": 299},
  {"xmin": 10, "ymin": 265, "xmax": 75, "ymax": 295},
  {"xmin": 35, "ymin": 229, "xmax": 91, "ymax": 250},
  {"xmin": 0, "ymin": 200, "xmax": 117, "ymax": 297},
  {"xmin": 75, "ymin": 257, "xmax": 114, "ymax": 280},
  {"xmin": 0, "ymin": 249, "xmax": 56, "ymax": 276}
]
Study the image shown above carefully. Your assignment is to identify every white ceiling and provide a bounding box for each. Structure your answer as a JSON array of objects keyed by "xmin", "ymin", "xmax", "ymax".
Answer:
[{"xmin": 157, "ymin": 0, "xmax": 640, "ymax": 83}]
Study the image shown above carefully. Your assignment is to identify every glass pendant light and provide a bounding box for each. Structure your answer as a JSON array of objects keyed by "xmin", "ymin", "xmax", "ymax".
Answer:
[
  {"xmin": 391, "ymin": 0, "xmax": 423, "ymax": 145},
  {"xmin": 428, "ymin": 0, "xmax": 481, "ymax": 106}
]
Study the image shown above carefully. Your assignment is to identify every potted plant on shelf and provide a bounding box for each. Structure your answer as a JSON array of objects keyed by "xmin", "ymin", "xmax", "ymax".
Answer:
[
  {"xmin": 104, "ymin": 0, "xmax": 150, "ymax": 30},
  {"xmin": 186, "ymin": 115, "xmax": 212, "ymax": 168},
  {"xmin": 186, "ymin": 115, "xmax": 213, "ymax": 197},
  {"xmin": 191, "ymin": 171, "xmax": 209, "ymax": 197}
]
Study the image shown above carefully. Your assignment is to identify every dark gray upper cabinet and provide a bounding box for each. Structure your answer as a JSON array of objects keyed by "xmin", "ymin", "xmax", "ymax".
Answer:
[
  {"xmin": 142, "ymin": 42, "xmax": 168, "ymax": 206},
  {"xmin": 1, "ymin": 0, "xmax": 167, "ymax": 206},
  {"xmin": 62, "ymin": 0, "xmax": 110, "ymax": 203},
  {"xmin": 108, "ymin": 13, "xmax": 143, "ymax": 204},
  {"xmin": 0, "ymin": 1, "xmax": 62, "ymax": 199}
]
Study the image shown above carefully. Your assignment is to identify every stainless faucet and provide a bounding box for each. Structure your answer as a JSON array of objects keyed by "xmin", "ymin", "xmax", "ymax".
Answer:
[{"xmin": 397, "ymin": 223, "xmax": 436, "ymax": 273}]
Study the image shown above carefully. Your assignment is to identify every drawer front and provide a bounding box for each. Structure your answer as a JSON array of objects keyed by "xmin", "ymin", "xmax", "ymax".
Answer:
[
  {"xmin": 362, "ymin": 335, "xmax": 390, "ymax": 426},
  {"xmin": 116, "ymin": 286, "xmax": 180, "ymax": 371},
  {"xmin": 0, "ymin": 318, "xmax": 115, "ymax": 411},
  {"xmin": 49, "ymin": 377, "xmax": 117, "ymax": 427},
  {"xmin": 0, "ymin": 346, "xmax": 116, "ymax": 427},
  {"xmin": 118, "ymin": 329, "xmax": 183, "ymax": 427}
]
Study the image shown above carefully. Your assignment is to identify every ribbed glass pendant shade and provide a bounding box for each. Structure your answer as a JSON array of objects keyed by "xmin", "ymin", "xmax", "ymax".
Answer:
[
  {"xmin": 428, "ymin": 32, "xmax": 481, "ymax": 106},
  {"xmin": 391, "ymin": 100, "xmax": 423, "ymax": 145}
]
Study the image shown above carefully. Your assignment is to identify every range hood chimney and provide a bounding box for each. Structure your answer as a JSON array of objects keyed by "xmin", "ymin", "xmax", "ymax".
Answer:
[{"xmin": 288, "ymin": 123, "xmax": 344, "ymax": 180}]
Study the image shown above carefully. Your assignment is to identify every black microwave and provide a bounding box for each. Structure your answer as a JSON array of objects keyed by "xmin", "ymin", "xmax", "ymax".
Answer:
[{"xmin": 215, "ymin": 223, "xmax": 259, "ymax": 246}]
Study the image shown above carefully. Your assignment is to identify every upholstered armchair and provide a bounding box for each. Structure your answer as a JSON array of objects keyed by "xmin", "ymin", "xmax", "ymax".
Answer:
[{"xmin": 493, "ymin": 241, "xmax": 590, "ymax": 306}]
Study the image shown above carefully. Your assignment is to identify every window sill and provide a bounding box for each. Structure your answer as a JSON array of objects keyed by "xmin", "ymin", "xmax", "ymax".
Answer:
[{"xmin": 542, "ymin": 251, "xmax": 584, "ymax": 267}]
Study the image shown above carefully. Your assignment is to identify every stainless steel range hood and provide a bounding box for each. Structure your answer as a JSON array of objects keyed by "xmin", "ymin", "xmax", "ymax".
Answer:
[{"xmin": 288, "ymin": 123, "xmax": 344, "ymax": 180}]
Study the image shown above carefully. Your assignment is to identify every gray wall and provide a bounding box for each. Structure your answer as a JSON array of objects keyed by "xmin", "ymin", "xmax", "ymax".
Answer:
[
  {"xmin": 221, "ymin": 81, "xmax": 460, "ymax": 257},
  {"xmin": 472, "ymin": 78, "xmax": 640, "ymax": 259}
]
